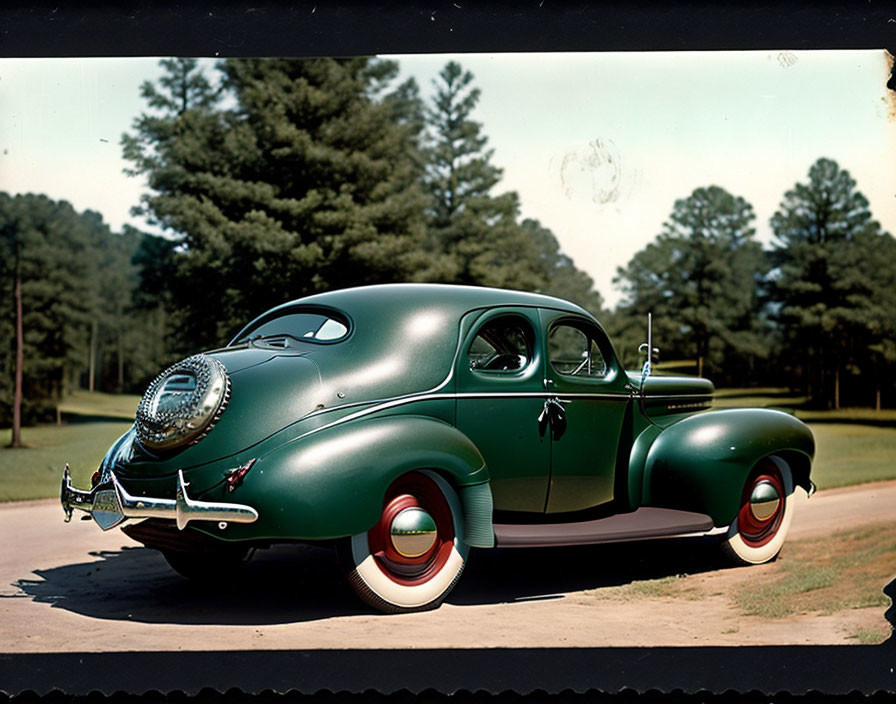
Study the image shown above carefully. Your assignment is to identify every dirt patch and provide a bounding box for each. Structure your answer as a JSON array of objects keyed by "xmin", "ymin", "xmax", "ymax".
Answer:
[
  {"xmin": 731, "ymin": 524, "xmax": 895, "ymax": 620},
  {"xmin": 581, "ymin": 522, "xmax": 895, "ymax": 645}
]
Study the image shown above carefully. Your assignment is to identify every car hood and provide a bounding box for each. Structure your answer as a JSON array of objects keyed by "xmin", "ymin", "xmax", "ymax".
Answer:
[
  {"xmin": 625, "ymin": 372, "xmax": 714, "ymax": 421},
  {"xmin": 625, "ymin": 372, "xmax": 715, "ymax": 397}
]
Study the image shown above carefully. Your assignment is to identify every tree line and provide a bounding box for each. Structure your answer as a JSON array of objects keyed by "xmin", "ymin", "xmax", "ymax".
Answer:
[
  {"xmin": 1, "ymin": 57, "xmax": 893, "ymax": 442},
  {"xmin": 608, "ymin": 162, "xmax": 895, "ymax": 411}
]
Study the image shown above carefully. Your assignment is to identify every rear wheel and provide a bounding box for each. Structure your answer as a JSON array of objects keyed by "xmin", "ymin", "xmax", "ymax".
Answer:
[
  {"xmin": 721, "ymin": 456, "xmax": 794, "ymax": 565},
  {"xmin": 340, "ymin": 471, "xmax": 469, "ymax": 613}
]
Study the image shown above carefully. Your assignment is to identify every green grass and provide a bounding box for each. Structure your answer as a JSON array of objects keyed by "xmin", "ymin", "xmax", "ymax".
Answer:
[
  {"xmin": 796, "ymin": 408, "xmax": 896, "ymax": 423},
  {"xmin": 586, "ymin": 573, "xmax": 699, "ymax": 601},
  {"xmin": 713, "ymin": 387, "xmax": 809, "ymax": 410},
  {"xmin": 57, "ymin": 390, "xmax": 140, "ymax": 420},
  {"xmin": 809, "ymin": 424, "xmax": 896, "ymax": 489},
  {"xmin": 731, "ymin": 523, "xmax": 896, "ymax": 619},
  {"xmin": 622, "ymin": 574, "xmax": 688, "ymax": 599},
  {"xmin": 734, "ymin": 565, "xmax": 839, "ymax": 618},
  {"xmin": 849, "ymin": 628, "xmax": 891, "ymax": 645},
  {"xmin": 712, "ymin": 387, "xmax": 896, "ymax": 423},
  {"xmin": 0, "ymin": 422, "xmax": 132, "ymax": 501},
  {"xmin": 0, "ymin": 390, "xmax": 139, "ymax": 501}
]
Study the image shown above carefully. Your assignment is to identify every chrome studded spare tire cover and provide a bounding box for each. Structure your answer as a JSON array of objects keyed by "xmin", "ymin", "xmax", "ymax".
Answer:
[{"xmin": 135, "ymin": 354, "xmax": 231, "ymax": 451}]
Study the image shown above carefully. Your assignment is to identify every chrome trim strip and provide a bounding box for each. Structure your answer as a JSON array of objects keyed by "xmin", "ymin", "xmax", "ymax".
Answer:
[
  {"xmin": 286, "ymin": 390, "xmax": 713, "ymax": 447},
  {"xmin": 61, "ymin": 465, "xmax": 258, "ymax": 531},
  {"xmin": 669, "ymin": 525, "xmax": 728, "ymax": 539}
]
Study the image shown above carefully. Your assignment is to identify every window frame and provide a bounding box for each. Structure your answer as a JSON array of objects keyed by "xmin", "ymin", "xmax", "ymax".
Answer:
[
  {"xmin": 465, "ymin": 312, "xmax": 538, "ymax": 376},
  {"xmin": 545, "ymin": 316, "xmax": 619, "ymax": 383},
  {"xmin": 229, "ymin": 305, "xmax": 353, "ymax": 347}
]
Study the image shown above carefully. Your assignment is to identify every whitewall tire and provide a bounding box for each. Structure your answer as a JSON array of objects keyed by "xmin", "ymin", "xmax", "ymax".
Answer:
[
  {"xmin": 722, "ymin": 456, "xmax": 795, "ymax": 565},
  {"xmin": 341, "ymin": 470, "xmax": 469, "ymax": 613}
]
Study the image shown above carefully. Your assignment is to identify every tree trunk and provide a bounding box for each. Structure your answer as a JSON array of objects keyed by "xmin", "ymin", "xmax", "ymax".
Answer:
[
  {"xmin": 876, "ymin": 386, "xmax": 881, "ymax": 412},
  {"xmin": 88, "ymin": 319, "xmax": 97, "ymax": 393},
  {"xmin": 697, "ymin": 354, "xmax": 704, "ymax": 378},
  {"xmin": 11, "ymin": 272, "xmax": 24, "ymax": 448},
  {"xmin": 834, "ymin": 366, "xmax": 840, "ymax": 411},
  {"xmin": 117, "ymin": 329, "xmax": 124, "ymax": 392}
]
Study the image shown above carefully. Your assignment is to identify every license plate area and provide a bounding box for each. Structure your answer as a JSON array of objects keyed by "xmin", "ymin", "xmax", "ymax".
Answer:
[{"xmin": 92, "ymin": 487, "xmax": 125, "ymax": 530}]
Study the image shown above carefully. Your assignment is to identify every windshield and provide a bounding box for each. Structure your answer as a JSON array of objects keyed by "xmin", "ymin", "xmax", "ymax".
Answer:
[{"xmin": 232, "ymin": 309, "xmax": 349, "ymax": 346}]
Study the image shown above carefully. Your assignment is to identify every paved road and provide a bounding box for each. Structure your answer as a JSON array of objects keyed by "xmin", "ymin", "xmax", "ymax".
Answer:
[{"xmin": 1, "ymin": 481, "xmax": 893, "ymax": 652}]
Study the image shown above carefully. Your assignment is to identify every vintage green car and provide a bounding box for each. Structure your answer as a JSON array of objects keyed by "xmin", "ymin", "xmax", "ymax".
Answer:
[{"xmin": 61, "ymin": 284, "xmax": 815, "ymax": 612}]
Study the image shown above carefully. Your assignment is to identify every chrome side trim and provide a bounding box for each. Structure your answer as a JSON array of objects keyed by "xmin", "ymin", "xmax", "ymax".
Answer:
[
  {"xmin": 288, "ymin": 390, "xmax": 711, "ymax": 446},
  {"xmin": 61, "ymin": 465, "xmax": 258, "ymax": 531}
]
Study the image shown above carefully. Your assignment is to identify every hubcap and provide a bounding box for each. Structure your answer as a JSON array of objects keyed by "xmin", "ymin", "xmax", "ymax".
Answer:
[
  {"xmin": 390, "ymin": 507, "xmax": 438, "ymax": 558},
  {"xmin": 749, "ymin": 480, "xmax": 781, "ymax": 521},
  {"xmin": 370, "ymin": 473, "xmax": 455, "ymax": 586},
  {"xmin": 737, "ymin": 467, "xmax": 786, "ymax": 548}
]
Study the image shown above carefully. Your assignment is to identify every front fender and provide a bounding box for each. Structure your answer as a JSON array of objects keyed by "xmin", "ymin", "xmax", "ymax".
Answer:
[
  {"xmin": 195, "ymin": 415, "xmax": 490, "ymax": 544},
  {"xmin": 640, "ymin": 409, "xmax": 814, "ymax": 526}
]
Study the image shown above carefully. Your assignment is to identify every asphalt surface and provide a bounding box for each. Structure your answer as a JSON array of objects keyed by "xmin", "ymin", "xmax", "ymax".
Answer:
[{"xmin": 1, "ymin": 481, "xmax": 894, "ymax": 651}]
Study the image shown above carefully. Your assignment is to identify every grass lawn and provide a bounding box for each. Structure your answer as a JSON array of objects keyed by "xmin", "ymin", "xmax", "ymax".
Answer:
[
  {"xmin": 0, "ymin": 421, "xmax": 132, "ymax": 502},
  {"xmin": 713, "ymin": 387, "xmax": 896, "ymax": 422},
  {"xmin": 57, "ymin": 390, "xmax": 141, "ymax": 420},
  {"xmin": 731, "ymin": 523, "xmax": 895, "ymax": 643},
  {"xmin": 592, "ymin": 523, "xmax": 894, "ymax": 644},
  {"xmin": 810, "ymin": 424, "xmax": 896, "ymax": 489}
]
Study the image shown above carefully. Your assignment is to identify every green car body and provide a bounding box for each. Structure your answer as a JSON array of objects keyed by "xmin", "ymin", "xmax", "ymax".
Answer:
[{"xmin": 62, "ymin": 283, "xmax": 815, "ymax": 612}]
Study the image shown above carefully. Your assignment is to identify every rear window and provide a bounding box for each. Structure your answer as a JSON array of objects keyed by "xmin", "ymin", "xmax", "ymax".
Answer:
[{"xmin": 232, "ymin": 309, "xmax": 350, "ymax": 346}]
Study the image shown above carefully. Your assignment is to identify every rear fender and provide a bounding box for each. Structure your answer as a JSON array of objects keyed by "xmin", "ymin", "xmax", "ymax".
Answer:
[
  {"xmin": 194, "ymin": 415, "xmax": 492, "ymax": 545},
  {"xmin": 639, "ymin": 409, "xmax": 815, "ymax": 526}
]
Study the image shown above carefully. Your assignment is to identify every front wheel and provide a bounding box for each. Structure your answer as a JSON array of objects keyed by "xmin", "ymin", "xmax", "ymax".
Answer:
[
  {"xmin": 340, "ymin": 471, "xmax": 469, "ymax": 613},
  {"xmin": 721, "ymin": 456, "xmax": 795, "ymax": 565}
]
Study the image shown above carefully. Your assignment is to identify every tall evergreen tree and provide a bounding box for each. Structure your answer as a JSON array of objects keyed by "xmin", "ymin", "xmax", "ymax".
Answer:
[
  {"xmin": 422, "ymin": 62, "xmax": 546, "ymax": 291},
  {"xmin": 614, "ymin": 186, "xmax": 766, "ymax": 379},
  {"xmin": 0, "ymin": 194, "xmax": 97, "ymax": 436},
  {"xmin": 123, "ymin": 57, "xmax": 433, "ymax": 351},
  {"xmin": 768, "ymin": 158, "xmax": 890, "ymax": 408}
]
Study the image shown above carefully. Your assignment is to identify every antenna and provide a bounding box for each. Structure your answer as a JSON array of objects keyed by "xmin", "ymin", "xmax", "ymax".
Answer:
[{"xmin": 638, "ymin": 313, "xmax": 659, "ymax": 388}]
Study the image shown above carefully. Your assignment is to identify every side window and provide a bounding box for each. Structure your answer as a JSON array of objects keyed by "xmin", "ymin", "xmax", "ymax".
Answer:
[
  {"xmin": 549, "ymin": 324, "xmax": 607, "ymax": 378},
  {"xmin": 468, "ymin": 316, "xmax": 534, "ymax": 373}
]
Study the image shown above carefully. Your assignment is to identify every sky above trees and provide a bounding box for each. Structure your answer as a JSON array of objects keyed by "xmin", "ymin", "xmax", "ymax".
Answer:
[{"xmin": 1, "ymin": 50, "xmax": 893, "ymax": 308}]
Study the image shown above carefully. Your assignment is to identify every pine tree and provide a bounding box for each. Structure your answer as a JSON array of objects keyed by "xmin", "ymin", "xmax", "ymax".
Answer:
[
  {"xmin": 123, "ymin": 57, "xmax": 432, "ymax": 351},
  {"xmin": 614, "ymin": 186, "xmax": 766, "ymax": 379},
  {"xmin": 422, "ymin": 62, "xmax": 546, "ymax": 291},
  {"xmin": 768, "ymin": 158, "xmax": 891, "ymax": 408}
]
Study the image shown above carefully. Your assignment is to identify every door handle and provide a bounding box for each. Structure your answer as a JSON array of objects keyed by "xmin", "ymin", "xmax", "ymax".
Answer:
[{"xmin": 537, "ymin": 397, "xmax": 567, "ymax": 440}]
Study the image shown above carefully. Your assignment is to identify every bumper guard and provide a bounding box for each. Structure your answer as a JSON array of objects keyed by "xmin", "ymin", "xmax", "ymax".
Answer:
[{"xmin": 61, "ymin": 464, "xmax": 259, "ymax": 531}]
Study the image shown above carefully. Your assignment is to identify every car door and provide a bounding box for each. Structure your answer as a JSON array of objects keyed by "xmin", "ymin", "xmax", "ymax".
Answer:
[
  {"xmin": 455, "ymin": 307, "xmax": 551, "ymax": 513},
  {"xmin": 540, "ymin": 309, "xmax": 630, "ymax": 514}
]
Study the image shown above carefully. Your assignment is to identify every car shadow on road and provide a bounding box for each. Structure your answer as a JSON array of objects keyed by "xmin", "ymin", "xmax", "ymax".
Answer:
[{"xmin": 13, "ymin": 535, "xmax": 728, "ymax": 626}]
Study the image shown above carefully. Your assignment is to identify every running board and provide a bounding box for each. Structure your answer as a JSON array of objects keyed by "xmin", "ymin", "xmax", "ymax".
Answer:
[{"xmin": 493, "ymin": 507, "xmax": 717, "ymax": 548}]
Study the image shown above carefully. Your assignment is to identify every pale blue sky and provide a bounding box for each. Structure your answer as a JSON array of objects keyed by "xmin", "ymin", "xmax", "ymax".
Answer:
[{"xmin": 2, "ymin": 51, "xmax": 893, "ymax": 307}]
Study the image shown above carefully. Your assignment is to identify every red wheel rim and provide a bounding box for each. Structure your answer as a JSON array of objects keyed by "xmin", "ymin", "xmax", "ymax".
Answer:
[
  {"xmin": 737, "ymin": 465, "xmax": 785, "ymax": 548},
  {"xmin": 368, "ymin": 473, "xmax": 455, "ymax": 586}
]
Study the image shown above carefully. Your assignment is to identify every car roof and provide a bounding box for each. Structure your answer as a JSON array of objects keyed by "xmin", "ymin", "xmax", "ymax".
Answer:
[
  {"xmin": 227, "ymin": 284, "xmax": 606, "ymax": 399},
  {"xmin": 259, "ymin": 283, "xmax": 593, "ymax": 321}
]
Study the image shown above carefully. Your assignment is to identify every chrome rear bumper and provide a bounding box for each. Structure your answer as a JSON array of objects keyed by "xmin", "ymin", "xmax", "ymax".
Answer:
[{"xmin": 61, "ymin": 464, "xmax": 259, "ymax": 531}]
